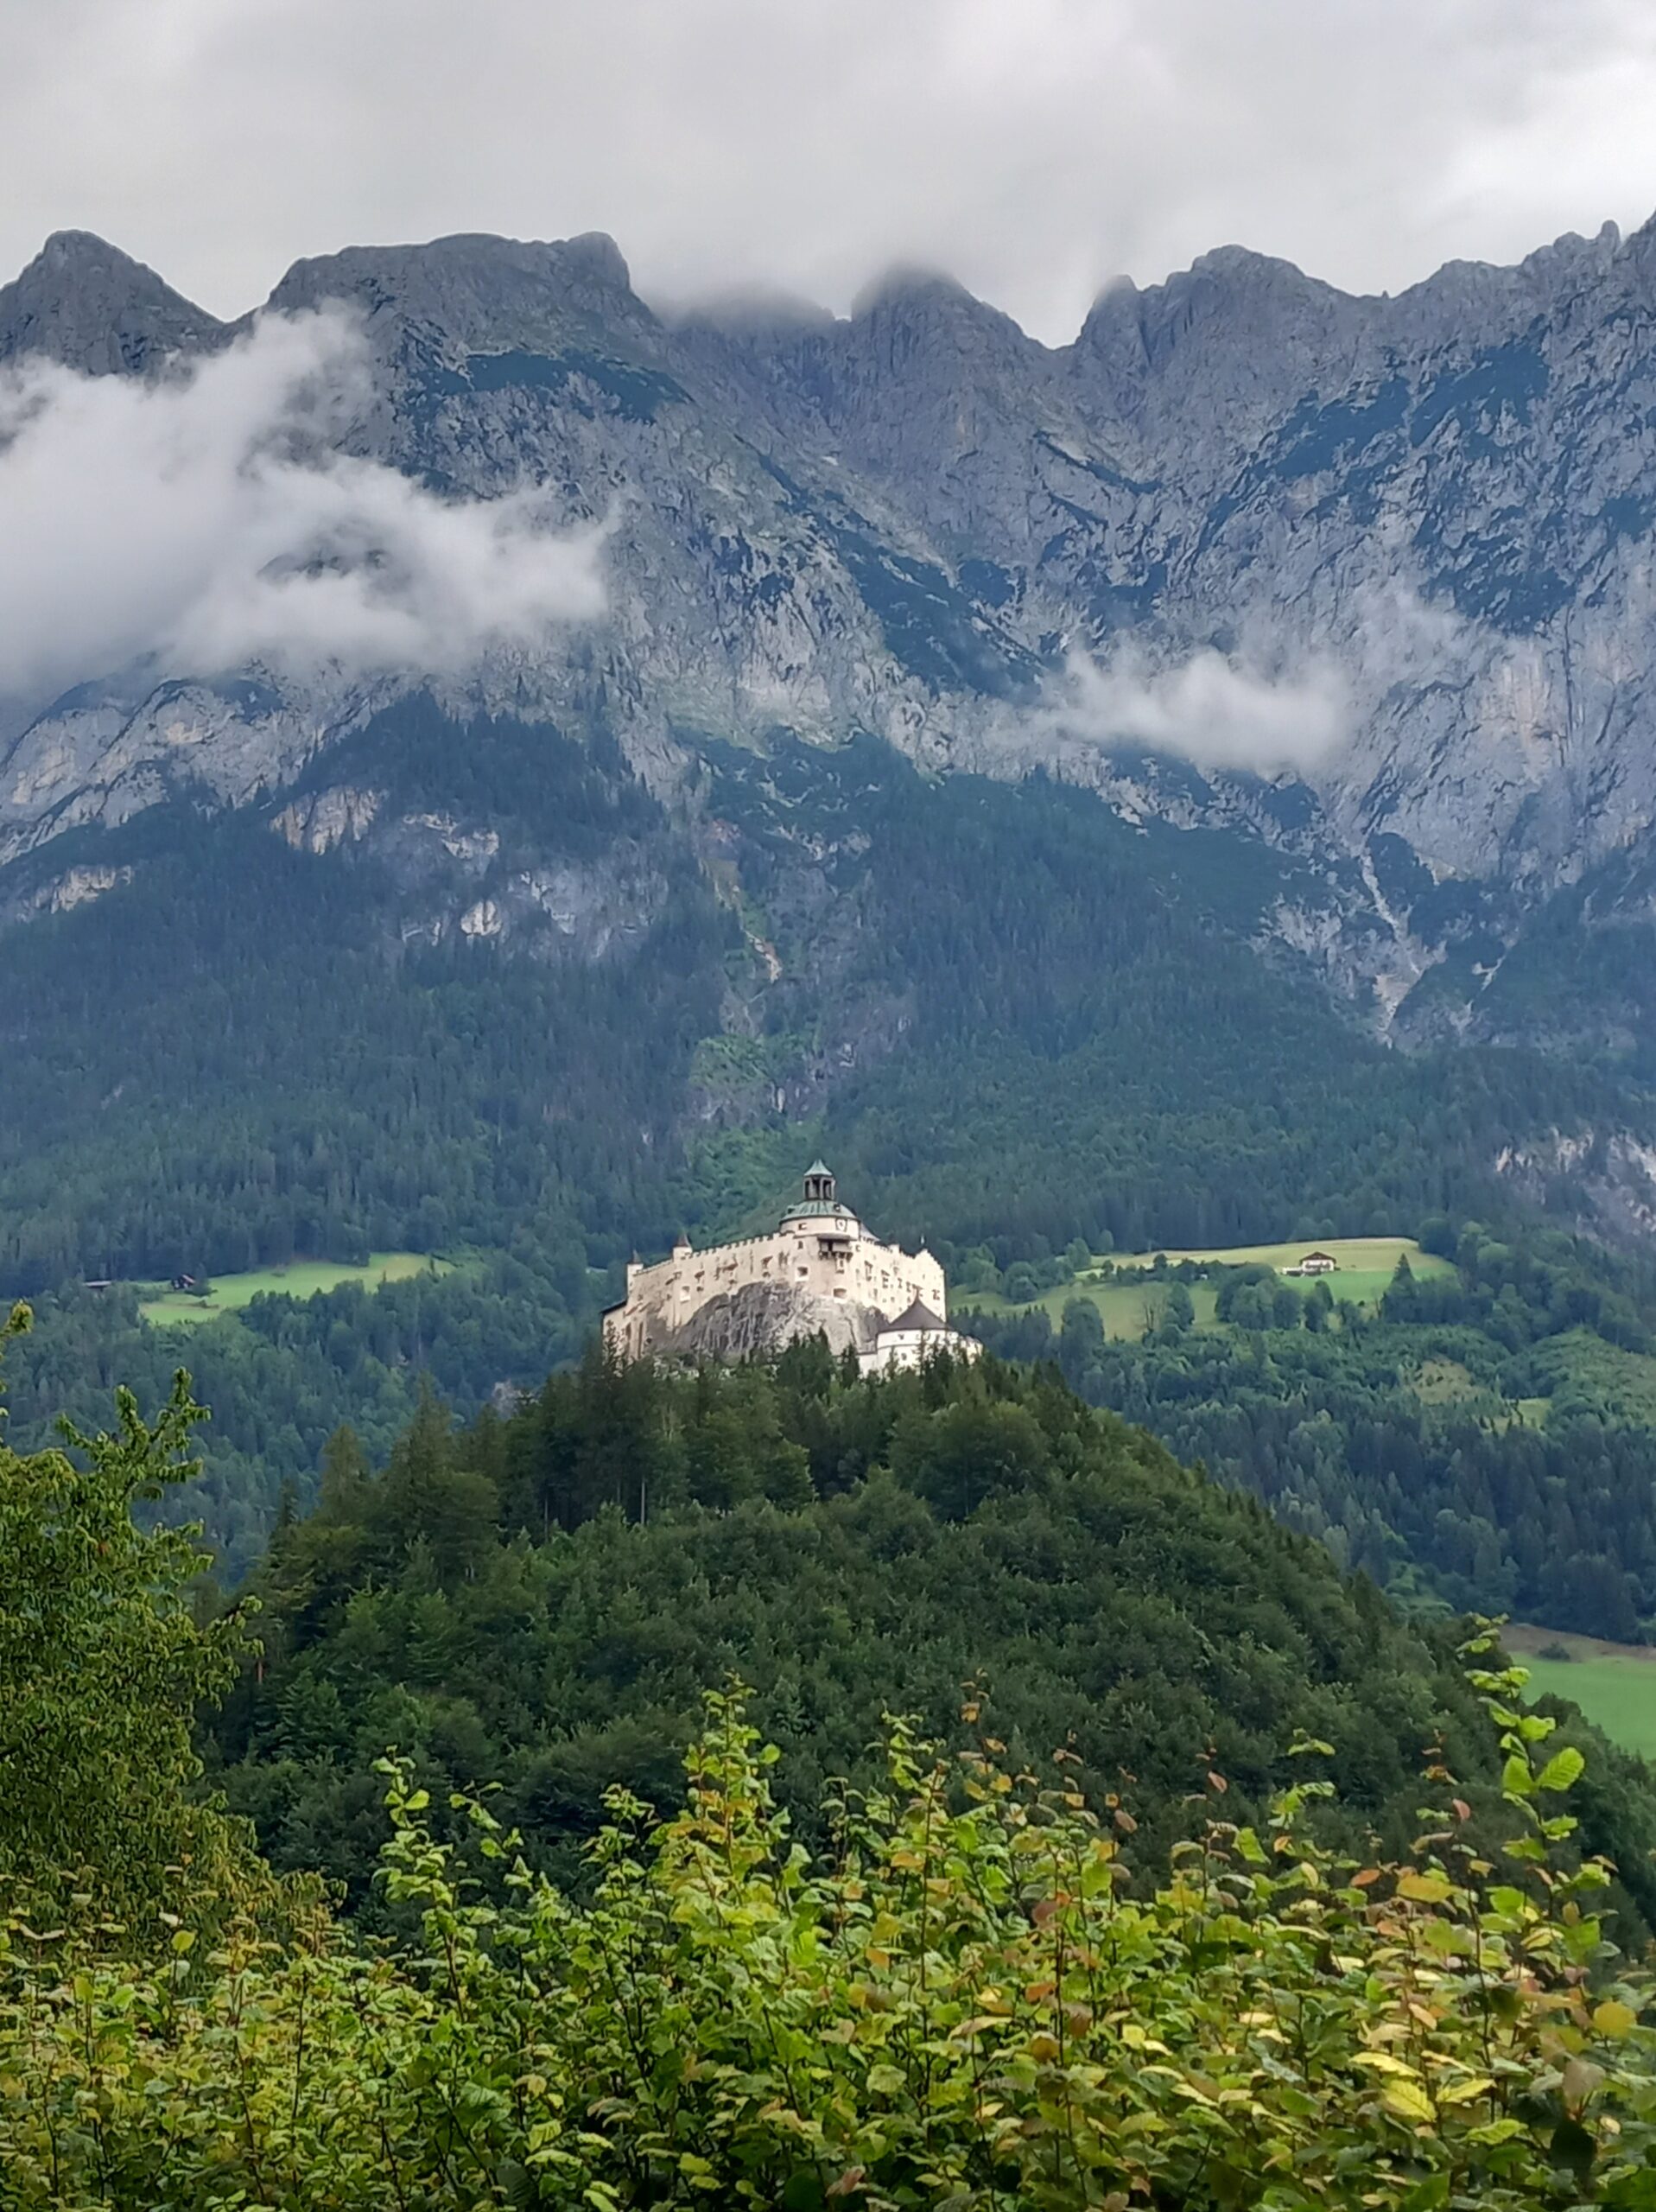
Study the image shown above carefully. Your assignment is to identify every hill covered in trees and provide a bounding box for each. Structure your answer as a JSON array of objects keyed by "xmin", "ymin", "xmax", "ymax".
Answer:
[
  {"xmin": 6, "ymin": 1320, "xmax": 1656, "ymax": 2207},
  {"xmin": 13, "ymin": 1161, "xmax": 1656, "ymax": 1649},
  {"xmin": 205, "ymin": 1343, "xmax": 1656, "ymax": 1945}
]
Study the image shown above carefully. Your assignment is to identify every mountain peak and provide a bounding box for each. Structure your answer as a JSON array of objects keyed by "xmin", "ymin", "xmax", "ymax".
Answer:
[
  {"xmin": 854, "ymin": 264, "xmax": 976, "ymax": 314},
  {"xmin": 36, "ymin": 227, "xmax": 130, "ymax": 268},
  {"xmin": 264, "ymin": 231, "xmax": 651, "ymax": 351},
  {"xmin": 1184, "ymin": 243, "xmax": 1348, "ymax": 297},
  {"xmin": 850, "ymin": 264, "xmax": 1040, "ymax": 345},
  {"xmin": 0, "ymin": 231, "xmax": 224, "ymax": 373},
  {"xmin": 1071, "ymin": 241, "xmax": 1369, "ymax": 429},
  {"xmin": 549, "ymin": 230, "xmax": 633, "ymax": 293}
]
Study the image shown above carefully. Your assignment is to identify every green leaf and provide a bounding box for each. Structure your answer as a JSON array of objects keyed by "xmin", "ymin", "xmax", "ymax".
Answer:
[
  {"xmin": 1399, "ymin": 2175, "xmax": 1450, "ymax": 2212},
  {"xmin": 1535, "ymin": 1747, "xmax": 1585, "ymax": 1796},
  {"xmin": 1395, "ymin": 1870, "xmax": 1452, "ymax": 1904},
  {"xmin": 1380, "ymin": 2078, "xmax": 1436, "ymax": 2127},
  {"xmin": 1466, "ymin": 2119, "xmax": 1528, "ymax": 2146}
]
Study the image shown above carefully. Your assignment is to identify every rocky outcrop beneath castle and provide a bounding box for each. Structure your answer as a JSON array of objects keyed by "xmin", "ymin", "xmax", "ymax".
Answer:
[{"xmin": 659, "ymin": 1280, "xmax": 882, "ymax": 1362}]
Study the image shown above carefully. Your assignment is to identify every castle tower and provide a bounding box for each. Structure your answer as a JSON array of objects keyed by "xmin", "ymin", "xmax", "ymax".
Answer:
[{"xmin": 803, "ymin": 1160, "xmax": 835, "ymax": 1208}]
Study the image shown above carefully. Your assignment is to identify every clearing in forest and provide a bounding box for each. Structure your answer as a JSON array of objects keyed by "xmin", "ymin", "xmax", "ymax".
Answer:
[
  {"xmin": 1506, "ymin": 1623, "xmax": 1656, "ymax": 1761},
  {"xmin": 138, "ymin": 1252, "xmax": 449, "ymax": 1325},
  {"xmin": 1104, "ymin": 1236, "xmax": 1452, "ymax": 1306},
  {"xmin": 968, "ymin": 1236, "xmax": 1452, "ymax": 1336}
]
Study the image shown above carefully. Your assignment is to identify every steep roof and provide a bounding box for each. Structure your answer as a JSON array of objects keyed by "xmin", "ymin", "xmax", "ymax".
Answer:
[{"xmin": 885, "ymin": 1298, "xmax": 946, "ymax": 1334}]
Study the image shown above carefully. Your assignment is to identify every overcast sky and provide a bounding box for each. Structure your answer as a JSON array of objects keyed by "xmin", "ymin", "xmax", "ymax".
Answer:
[{"xmin": 5, "ymin": 0, "xmax": 1656, "ymax": 343}]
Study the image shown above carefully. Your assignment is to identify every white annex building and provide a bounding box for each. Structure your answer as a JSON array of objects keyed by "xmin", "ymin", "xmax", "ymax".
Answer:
[{"xmin": 603, "ymin": 1162, "xmax": 980, "ymax": 1372}]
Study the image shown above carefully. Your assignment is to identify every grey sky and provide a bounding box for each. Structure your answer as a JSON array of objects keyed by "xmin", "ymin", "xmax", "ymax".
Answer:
[{"xmin": 5, "ymin": 0, "xmax": 1656, "ymax": 343}]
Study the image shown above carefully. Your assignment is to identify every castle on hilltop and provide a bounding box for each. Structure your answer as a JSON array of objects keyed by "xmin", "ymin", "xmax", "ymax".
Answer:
[{"xmin": 602, "ymin": 1162, "xmax": 980, "ymax": 1373}]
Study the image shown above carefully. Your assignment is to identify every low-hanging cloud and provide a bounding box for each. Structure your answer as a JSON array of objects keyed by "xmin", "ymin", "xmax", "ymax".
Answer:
[
  {"xmin": 1034, "ymin": 645, "xmax": 1349, "ymax": 777},
  {"xmin": 7, "ymin": 0, "xmax": 1656, "ymax": 346},
  {"xmin": 0, "ymin": 308, "xmax": 607, "ymax": 709}
]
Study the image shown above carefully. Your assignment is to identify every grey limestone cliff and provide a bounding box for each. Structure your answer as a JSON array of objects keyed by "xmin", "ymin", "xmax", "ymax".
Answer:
[
  {"xmin": 658, "ymin": 1280, "xmax": 881, "ymax": 1362},
  {"xmin": 0, "ymin": 230, "xmax": 225, "ymax": 374},
  {"xmin": 7, "ymin": 215, "xmax": 1656, "ymax": 1044}
]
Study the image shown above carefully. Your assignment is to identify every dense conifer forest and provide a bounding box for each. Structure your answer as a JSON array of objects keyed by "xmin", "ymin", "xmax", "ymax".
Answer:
[
  {"xmin": 201, "ymin": 1344, "xmax": 1656, "ymax": 1938},
  {"xmin": 5, "ymin": 726, "xmax": 1622, "ymax": 1297}
]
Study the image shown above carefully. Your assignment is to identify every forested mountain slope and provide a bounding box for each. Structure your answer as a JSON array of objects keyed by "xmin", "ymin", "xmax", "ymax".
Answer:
[
  {"xmin": 3, "ymin": 717, "xmax": 1651, "ymax": 1594},
  {"xmin": 7, "ymin": 222, "xmax": 1656, "ymax": 1627},
  {"xmin": 6, "ymin": 217, "xmax": 1656, "ymax": 1296}
]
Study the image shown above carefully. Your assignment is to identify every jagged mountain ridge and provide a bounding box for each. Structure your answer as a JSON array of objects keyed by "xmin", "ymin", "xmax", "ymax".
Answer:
[{"xmin": 4, "ymin": 217, "xmax": 1656, "ymax": 1053}]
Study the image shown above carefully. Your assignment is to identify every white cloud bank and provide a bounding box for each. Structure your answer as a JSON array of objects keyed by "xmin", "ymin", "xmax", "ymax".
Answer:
[
  {"xmin": 1034, "ymin": 645, "xmax": 1348, "ymax": 776},
  {"xmin": 1025, "ymin": 585, "xmax": 1479, "ymax": 778},
  {"xmin": 0, "ymin": 310, "xmax": 606, "ymax": 708}
]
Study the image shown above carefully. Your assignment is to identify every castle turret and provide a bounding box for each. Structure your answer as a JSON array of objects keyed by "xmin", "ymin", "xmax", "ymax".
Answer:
[{"xmin": 778, "ymin": 1162, "xmax": 860, "ymax": 1236}]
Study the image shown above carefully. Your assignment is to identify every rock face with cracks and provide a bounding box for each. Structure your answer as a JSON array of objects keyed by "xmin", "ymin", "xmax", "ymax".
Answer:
[
  {"xmin": 658, "ymin": 1281, "xmax": 880, "ymax": 1363},
  {"xmin": 8, "ymin": 217, "xmax": 1656, "ymax": 1047}
]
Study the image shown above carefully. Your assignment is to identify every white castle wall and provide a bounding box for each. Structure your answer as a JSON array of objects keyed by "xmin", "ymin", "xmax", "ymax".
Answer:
[
  {"xmin": 604, "ymin": 1213, "xmax": 945, "ymax": 1360},
  {"xmin": 858, "ymin": 1322, "xmax": 981, "ymax": 1377}
]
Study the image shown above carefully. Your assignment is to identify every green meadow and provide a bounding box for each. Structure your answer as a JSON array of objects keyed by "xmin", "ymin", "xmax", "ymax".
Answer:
[
  {"xmin": 970, "ymin": 1278, "xmax": 1220, "ymax": 1338},
  {"xmin": 138, "ymin": 1251, "xmax": 450, "ymax": 1326},
  {"xmin": 1107, "ymin": 1236, "xmax": 1452, "ymax": 1307},
  {"xmin": 968, "ymin": 1236, "xmax": 1448, "ymax": 1340},
  {"xmin": 1507, "ymin": 1624, "xmax": 1656, "ymax": 1762}
]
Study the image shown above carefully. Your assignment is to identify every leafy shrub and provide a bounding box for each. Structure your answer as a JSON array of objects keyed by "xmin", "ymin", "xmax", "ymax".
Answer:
[{"xmin": 3, "ymin": 1645, "xmax": 1654, "ymax": 2209}]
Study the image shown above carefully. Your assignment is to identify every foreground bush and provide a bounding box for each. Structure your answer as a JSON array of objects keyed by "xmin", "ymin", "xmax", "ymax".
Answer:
[
  {"xmin": 0, "ymin": 1310, "xmax": 256, "ymax": 1933},
  {"xmin": 4, "ymin": 1641, "xmax": 1655, "ymax": 2211}
]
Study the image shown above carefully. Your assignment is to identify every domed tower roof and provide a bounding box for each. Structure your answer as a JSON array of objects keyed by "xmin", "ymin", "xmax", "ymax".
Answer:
[{"xmin": 777, "ymin": 1160, "xmax": 861, "ymax": 1233}]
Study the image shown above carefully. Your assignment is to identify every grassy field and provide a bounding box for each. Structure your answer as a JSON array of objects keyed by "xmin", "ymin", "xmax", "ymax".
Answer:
[
  {"xmin": 1506, "ymin": 1623, "xmax": 1656, "ymax": 1761},
  {"xmin": 1107, "ymin": 1236, "xmax": 1452, "ymax": 1308},
  {"xmin": 964, "ymin": 1280, "xmax": 1221, "ymax": 1338},
  {"xmin": 963, "ymin": 1236, "xmax": 1450, "ymax": 1340},
  {"xmin": 139, "ymin": 1252, "xmax": 449, "ymax": 1326}
]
